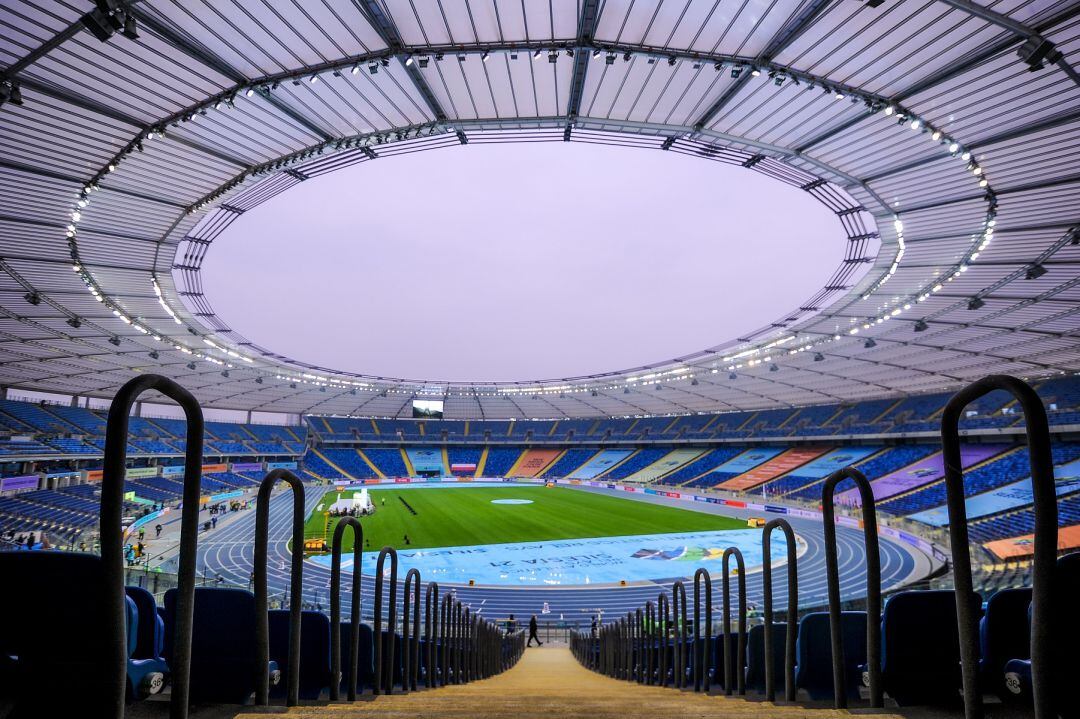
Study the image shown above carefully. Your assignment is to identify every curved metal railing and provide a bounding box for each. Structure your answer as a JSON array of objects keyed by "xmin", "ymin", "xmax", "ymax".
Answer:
[
  {"xmin": 254, "ymin": 468, "xmax": 306, "ymax": 706},
  {"xmin": 721, "ymin": 547, "xmax": 746, "ymax": 696},
  {"xmin": 762, "ymin": 518, "xmax": 798, "ymax": 703},
  {"xmin": 328, "ymin": 516, "xmax": 362, "ymax": 701},
  {"xmin": 671, "ymin": 580, "xmax": 688, "ymax": 689},
  {"xmin": 102, "ymin": 376, "xmax": 204, "ymax": 719},
  {"xmin": 401, "ymin": 568, "xmax": 422, "ymax": 692},
  {"xmin": 941, "ymin": 375, "xmax": 1057, "ymax": 719},
  {"xmin": 372, "ymin": 547, "xmax": 398, "ymax": 695},
  {"xmin": 821, "ymin": 466, "xmax": 882, "ymax": 708},
  {"xmin": 425, "ymin": 581, "xmax": 439, "ymax": 688},
  {"xmin": 692, "ymin": 568, "xmax": 712, "ymax": 693}
]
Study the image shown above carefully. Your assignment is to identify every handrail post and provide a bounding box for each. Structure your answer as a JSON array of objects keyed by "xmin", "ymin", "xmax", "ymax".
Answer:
[
  {"xmin": 425, "ymin": 582, "xmax": 439, "ymax": 688},
  {"xmin": 941, "ymin": 375, "xmax": 1057, "ymax": 719},
  {"xmin": 329, "ymin": 517, "xmax": 363, "ymax": 701},
  {"xmin": 372, "ymin": 547, "xmax": 398, "ymax": 695},
  {"xmin": 721, "ymin": 548, "xmax": 747, "ymax": 695},
  {"xmin": 102, "ymin": 376, "xmax": 204, "ymax": 719},
  {"xmin": 254, "ymin": 469, "xmax": 306, "ymax": 706},
  {"xmin": 821, "ymin": 466, "xmax": 882, "ymax": 708},
  {"xmin": 762, "ymin": 519, "xmax": 798, "ymax": 703},
  {"xmin": 402, "ymin": 568, "xmax": 422, "ymax": 692},
  {"xmin": 692, "ymin": 568, "xmax": 712, "ymax": 693},
  {"xmin": 644, "ymin": 601, "xmax": 656, "ymax": 685},
  {"xmin": 672, "ymin": 581, "xmax": 688, "ymax": 689},
  {"xmin": 635, "ymin": 607, "xmax": 644, "ymax": 683}
]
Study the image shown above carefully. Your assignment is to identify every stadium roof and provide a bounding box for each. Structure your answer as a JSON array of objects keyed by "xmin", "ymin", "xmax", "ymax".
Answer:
[{"xmin": 1, "ymin": 0, "xmax": 1078, "ymax": 419}]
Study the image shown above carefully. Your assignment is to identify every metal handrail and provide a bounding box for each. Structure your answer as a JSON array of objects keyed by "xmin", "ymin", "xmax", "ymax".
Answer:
[
  {"xmin": 402, "ymin": 568, "xmax": 422, "ymax": 692},
  {"xmin": 657, "ymin": 591, "xmax": 670, "ymax": 687},
  {"xmin": 671, "ymin": 581, "xmax": 688, "ymax": 689},
  {"xmin": 692, "ymin": 568, "xmax": 712, "ymax": 693},
  {"xmin": 762, "ymin": 518, "xmax": 798, "ymax": 703},
  {"xmin": 372, "ymin": 547, "xmax": 398, "ymax": 695},
  {"xmin": 821, "ymin": 466, "xmax": 882, "ymax": 708},
  {"xmin": 425, "ymin": 581, "xmax": 439, "ymax": 688},
  {"xmin": 329, "ymin": 516, "xmax": 362, "ymax": 701},
  {"xmin": 102, "ymin": 376, "xmax": 204, "ymax": 719},
  {"xmin": 254, "ymin": 469, "xmax": 306, "ymax": 706},
  {"xmin": 721, "ymin": 548, "xmax": 746, "ymax": 696},
  {"xmin": 644, "ymin": 601, "xmax": 656, "ymax": 685},
  {"xmin": 941, "ymin": 375, "xmax": 1057, "ymax": 719}
]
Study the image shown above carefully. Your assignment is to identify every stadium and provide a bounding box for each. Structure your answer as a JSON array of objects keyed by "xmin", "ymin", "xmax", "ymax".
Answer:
[{"xmin": 0, "ymin": 0, "xmax": 1079, "ymax": 717}]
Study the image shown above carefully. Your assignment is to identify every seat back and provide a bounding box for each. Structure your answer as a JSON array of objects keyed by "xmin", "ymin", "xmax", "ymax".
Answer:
[
  {"xmin": 338, "ymin": 622, "xmax": 376, "ymax": 694},
  {"xmin": 881, "ymin": 589, "xmax": 976, "ymax": 706},
  {"xmin": 0, "ymin": 552, "xmax": 116, "ymax": 712},
  {"xmin": 980, "ymin": 587, "xmax": 1032, "ymax": 697},
  {"xmin": 795, "ymin": 611, "xmax": 867, "ymax": 701},
  {"xmin": 710, "ymin": 633, "xmax": 743, "ymax": 691},
  {"xmin": 125, "ymin": 585, "xmax": 164, "ymax": 660},
  {"xmin": 745, "ymin": 623, "xmax": 787, "ymax": 694},
  {"xmin": 268, "ymin": 610, "xmax": 331, "ymax": 700},
  {"xmin": 163, "ymin": 587, "xmax": 260, "ymax": 704},
  {"xmin": 1049, "ymin": 552, "xmax": 1080, "ymax": 714}
]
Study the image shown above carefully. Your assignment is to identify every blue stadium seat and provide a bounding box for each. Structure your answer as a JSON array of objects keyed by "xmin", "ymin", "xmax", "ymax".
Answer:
[
  {"xmin": 124, "ymin": 593, "xmax": 168, "ymax": 700},
  {"xmin": 0, "ymin": 552, "xmax": 115, "ymax": 712},
  {"xmin": 338, "ymin": 621, "xmax": 376, "ymax": 694},
  {"xmin": 979, "ymin": 587, "xmax": 1031, "ymax": 700},
  {"xmin": 268, "ymin": 609, "xmax": 332, "ymax": 700},
  {"xmin": 794, "ymin": 611, "xmax": 866, "ymax": 701},
  {"xmin": 744, "ymin": 622, "xmax": 787, "ymax": 695},
  {"xmin": 710, "ymin": 632, "xmax": 743, "ymax": 690},
  {"xmin": 876, "ymin": 589, "xmax": 977, "ymax": 706},
  {"xmin": 162, "ymin": 587, "xmax": 279, "ymax": 704},
  {"xmin": 1003, "ymin": 552, "xmax": 1080, "ymax": 715}
]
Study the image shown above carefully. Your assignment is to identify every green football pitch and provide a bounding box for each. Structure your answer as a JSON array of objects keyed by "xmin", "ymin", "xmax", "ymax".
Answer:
[{"xmin": 304, "ymin": 485, "xmax": 744, "ymax": 552}]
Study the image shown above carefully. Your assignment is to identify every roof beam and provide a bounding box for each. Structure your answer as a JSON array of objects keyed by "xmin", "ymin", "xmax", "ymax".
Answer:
[
  {"xmin": 859, "ymin": 107, "xmax": 1080, "ymax": 184},
  {"xmin": 130, "ymin": 7, "xmax": 334, "ymax": 142},
  {"xmin": 565, "ymin": 0, "xmax": 603, "ymax": 135},
  {"xmin": 15, "ymin": 77, "xmax": 251, "ymax": 169},
  {"xmin": 692, "ymin": 0, "xmax": 836, "ymax": 131},
  {"xmin": 0, "ymin": 159, "xmax": 185, "ymax": 207},
  {"xmin": 352, "ymin": 0, "xmax": 466, "ymax": 144},
  {"xmin": 896, "ymin": 173, "xmax": 1080, "ymax": 214}
]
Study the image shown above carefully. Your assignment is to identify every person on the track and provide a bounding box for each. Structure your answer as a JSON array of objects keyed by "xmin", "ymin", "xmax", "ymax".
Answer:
[{"xmin": 527, "ymin": 614, "xmax": 542, "ymax": 647}]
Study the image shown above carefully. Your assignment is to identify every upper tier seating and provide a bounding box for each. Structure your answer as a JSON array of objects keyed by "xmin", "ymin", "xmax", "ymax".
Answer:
[
  {"xmin": 321, "ymin": 448, "xmax": 378, "ymax": 479},
  {"xmin": 363, "ymin": 448, "xmax": 408, "ymax": 477},
  {"xmin": 652, "ymin": 447, "xmax": 746, "ymax": 486},
  {"xmin": 602, "ymin": 448, "xmax": 669, "ymax": 480},
  {"xmin": 481, "ymin": 447, "xmax": 523, "ymax": 477},
  {"xmin": 541, "ymin": 448, "xmax": 597, "ymax": 479}
]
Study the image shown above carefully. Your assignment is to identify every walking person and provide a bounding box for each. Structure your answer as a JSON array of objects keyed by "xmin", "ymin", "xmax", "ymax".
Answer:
[{"xmin": 527, "ymin": 614, "xmax": 543, "ymax": 647}]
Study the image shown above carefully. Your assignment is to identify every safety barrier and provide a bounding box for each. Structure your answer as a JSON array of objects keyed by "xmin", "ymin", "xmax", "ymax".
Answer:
[
  {"xmin": 103, "ymin": 376, "xmax": 204, "ymax": 719},
  {"xmin": 761, "ymin": 518, "xmax": 798, "ymax": 703},
  {"xmin": 941, "ymin": 375, "xmax": 1056, "ymax": 719},
  {"xmin": 425, "ymin": 581, "xmax": 439, "ymax": 688},
  {"xmin": 372, "ymin": 547, "xmax": 398, "ymax": 695},
  {"xmin": 692, "ymin": 568, "xmax": 712, "ymax": 693},
  {"xmin": 402, "ymin": 568, "xmax": 422, "ymax": 692},
  {"xmin": 254, "ymin": 468, "xmax": 305, "ymax": 706},
  {"xmin": 821, "ymin": 467, "xmax": 882, "ymax": 708},
  {"xmin": 329, "ymin": 516, "xmax": 362, "ymax": 701},
  {"xmin": 720, "ymin": 549, "xmax": 745, "ymax": 696}
]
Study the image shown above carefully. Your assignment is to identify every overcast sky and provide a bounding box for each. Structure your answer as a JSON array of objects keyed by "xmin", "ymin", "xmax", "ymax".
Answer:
[{"xmin": 200, "ymin": 142, "xmax": 843, "ymax": 382}]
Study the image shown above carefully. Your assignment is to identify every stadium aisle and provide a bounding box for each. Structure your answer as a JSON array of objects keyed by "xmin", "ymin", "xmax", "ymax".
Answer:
[{"xmin": 236, "ymin": 647, "xmax": 893, "ymax": 719}]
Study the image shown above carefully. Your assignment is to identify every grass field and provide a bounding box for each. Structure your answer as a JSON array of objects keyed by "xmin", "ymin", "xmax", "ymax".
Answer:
[{"xmin": 304, "ymin": 485, "xmax": 744, "ymax": 552}]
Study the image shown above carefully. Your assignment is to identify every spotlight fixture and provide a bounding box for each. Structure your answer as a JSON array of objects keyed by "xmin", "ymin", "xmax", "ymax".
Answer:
[
  {"xmin": 728, "ymin": 372, "xmax": 737, "ymax": 380},
  {"xmin": 66, "ymin": 317, "xmax": 82, "ymax": 329},
  {"xmin": 667, "ymin": 56, "xmax": 677, "ymax": 66},
  {"xmin": 863, "ymin": 338, "xmax": 877, "ymax": 349},
  {"xmin": 404, "ymin": 55, "xmax": 414, "ymax": 67},
  {"xmin": 548, "ymin": 50, "xmax": 558, "ymax": 63},
  {"xmin": 591, "ymin": 390, "xmax": 598, "ymax": 396},
  {"xmin": 1025, "ymin": 264, "xmax": 1047, "ymax": 280},
  {"xmin": 418, "ymin": 55, "xmax": 430, "ymax": 68},
  {"xmin": 690, "ymin": 378, "xmax": 699, "ymax": 386},
  {"xmin": 109, "ymin": 337, "xmax": 122, "ymax": 347},
  {"xmin": 481, "ymin": 51, "xmax": 490, "ymax": 62},
  {"xmin": 968, "ymin": 297, "xmax": 985, "ymax": 310},
  {"xmin": 813, "ymin": 353, "xmax": 825, "ymax": 362},
  {"xmin": 255, "ymin": 377, "xmax": 263, "ymax": 384},
  {"xmin": 319, "ymin": 386, "xmax": 325, "ymax": 392},
  {"xmin": 730, "ymin": 66, "xmax": 743, "ymax": 78},
  {"xmin": 769, "ymin": 363, "xmax": 779, "ymax": 372},
  {"xmin": 591, "ymin": 49, "xmax": 601, "ymax": 59},
  {"xmin": 368, "ymin": 62, "xmax": 379, "ymax": 74},
  {"xmin": 221, "ymin": 370, "xmax": 229, "ymax": 378},
  {"xmin": 187, "ymin": 361, "xmax": 196, "ymax": 370},
  {"xmin": 380, "ymin": 58, "xmax": 390, "ymax": 67},
  {"xmin": 622, "ymin": 51, "xmax": 632, "ymax": 62},
  {"xmin": 913, "ymin": 319, "xmax": 928, "ymax": 332},
  {"xmin": 290, "ymin": 382, "xmax": 298, "ymax": 389},
  {"xmin": 533, "ymin": 49, "xmax": 543, "ymax": 60},
  {"xmin": 1017, "ymin": 37, "xmax": 1062, "ymax": 71},
  {"xmin": 148, "ymin": 350, "xmax": 159, "ymax": 359},
  {"xmin": 24, "ymin": 292, "xmax": 41, "ymax": 305},
  {"xmin": 0, "ymin": 80, "xmax": 23, "ymax": 108},
  {"xmin": 623, "ymin": 387, "xmax": 631, "ymax": 394}
]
